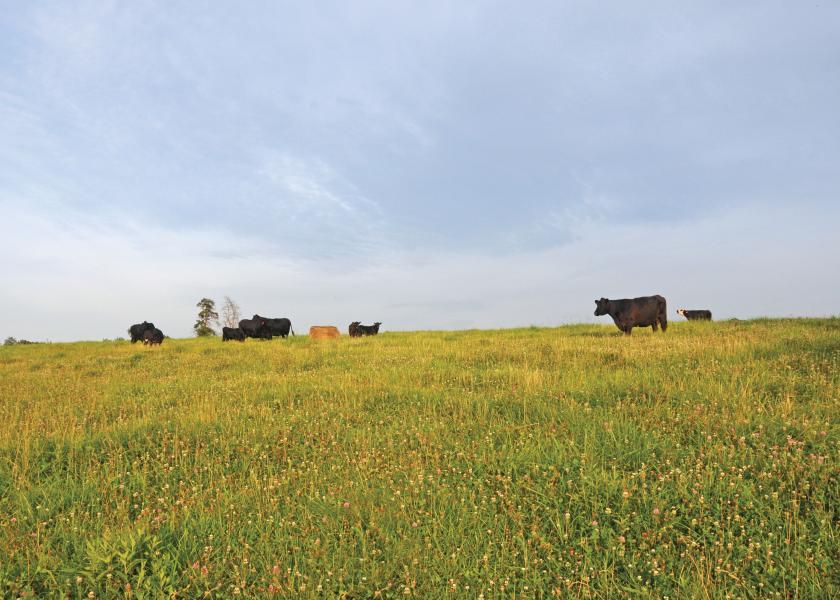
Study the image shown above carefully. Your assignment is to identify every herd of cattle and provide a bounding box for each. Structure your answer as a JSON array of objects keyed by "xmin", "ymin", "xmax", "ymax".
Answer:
[
  {"xmin": 128, "ymin": 315, "xmax": 384, "ymax": 345},
  {"xmin": 128, "ymin": 296, "xmax": 713, "ymax": 344}
]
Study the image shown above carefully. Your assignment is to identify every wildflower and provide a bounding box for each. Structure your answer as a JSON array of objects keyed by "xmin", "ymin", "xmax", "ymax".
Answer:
[
  {"xmin": 343, "ymin": 501, "xmax": 350, "ymax": 508},
  {"xmin": 272, "ymin": 565, "xmax": 280, "ymax": 575},
  {"xmin": 653, "ymin": 507, "xmax": 661, "ymax": 516}
]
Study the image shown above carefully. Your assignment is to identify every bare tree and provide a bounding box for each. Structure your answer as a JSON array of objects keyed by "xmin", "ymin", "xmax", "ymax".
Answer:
[{"xmin": 221, "ymin": 296, "xmax": 241, "ymax": 329}]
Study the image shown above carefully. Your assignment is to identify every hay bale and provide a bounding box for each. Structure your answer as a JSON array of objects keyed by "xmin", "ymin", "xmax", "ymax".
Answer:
[{"xmin": 309, "ymin": 325, "xmax": 340, "ymax": 340}]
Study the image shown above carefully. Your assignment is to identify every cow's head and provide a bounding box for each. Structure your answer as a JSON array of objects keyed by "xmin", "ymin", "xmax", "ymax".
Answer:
[
  {"xmin": 676, "ymin": 308, "xmax": 686, "ymax": 316},
  {"xmin": 374, "ymin": 322, "xmax": 381, "ymax": 329},
  {"xmin": 594, "ymin": 298, "xmax": 610, "ymax": 316}
]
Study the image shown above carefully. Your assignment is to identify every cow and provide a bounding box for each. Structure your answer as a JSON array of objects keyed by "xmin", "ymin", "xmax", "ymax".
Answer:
[
  {"xmin": 128, "ymin": 321, "xmax": 155, "ymax": 343},
  {"xmin": 222, "ymin": 326, "xmax": 246, "ymax": 341},
  {"xmin": 594, "ymin": 295, "xmax": 667, "ymax": 335},
  {"xmin": 677, "ymin": 309, "xmax": 712, "ymax": 321},
  {"xmin": 142, "ymin": 328, "xmax": 164, "ymax": 345},
  {"xmin": 348, "ymin": 322, "xmax": 361, "ymax": 337},
  {"xmin": 309, "ymin": 325, "xmax": 340, "ymax": 339},
  {"xmin": 238, "ymin": 317, "xmax": 272, "ymax": 340},
  {"xmin": 355, "ymin": 322, "xmax": 381, "ymax": 336},
  {"xmin": 252, "ymin": 314, "xmax": 294, "ymax": 338}
]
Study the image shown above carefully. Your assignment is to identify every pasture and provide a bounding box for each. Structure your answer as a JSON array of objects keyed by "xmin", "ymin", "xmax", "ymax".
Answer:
[{"xmin": 0, "ymin": 319, "xmax": 838, "ymax": 598}]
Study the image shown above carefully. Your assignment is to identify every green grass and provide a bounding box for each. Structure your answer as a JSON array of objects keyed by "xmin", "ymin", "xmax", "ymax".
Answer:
[{"xmin": 1, "ymin": 319, "xmax": 838, "ymax": 598}]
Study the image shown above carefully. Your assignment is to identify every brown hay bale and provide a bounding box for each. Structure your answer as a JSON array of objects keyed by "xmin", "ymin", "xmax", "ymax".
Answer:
[{"xmin": 309, "ymin": 325, "xmax": 340, "ymax": 340}]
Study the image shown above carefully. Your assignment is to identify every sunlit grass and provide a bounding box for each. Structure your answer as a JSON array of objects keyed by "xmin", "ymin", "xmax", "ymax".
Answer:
[{"xmin": 1, "ymin": 319, "xmax": 838, "ymax": 598}]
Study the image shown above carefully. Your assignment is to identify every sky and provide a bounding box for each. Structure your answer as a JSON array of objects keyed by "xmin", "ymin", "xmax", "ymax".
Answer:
[{"xmin": 1, "ymin": 1, "xmax": 839, "ymax": 341}]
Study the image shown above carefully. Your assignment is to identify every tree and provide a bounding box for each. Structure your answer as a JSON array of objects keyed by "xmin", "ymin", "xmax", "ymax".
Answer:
[
  {"xmin": 194, "ymin": 298, "xmax": 219, "ymax": 337},
  {"xmin": 220, "ymin": 296, "xmax": 241, "ymax": 329}
]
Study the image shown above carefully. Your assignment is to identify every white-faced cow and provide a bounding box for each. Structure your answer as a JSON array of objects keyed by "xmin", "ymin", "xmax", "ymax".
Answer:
[
  {"xmin": 594, "ymin": 295, "xmax": 667, "ymax": 335},
  {"xmin": 677, "ymin": 309, "xmax": 712, "ymax": 321},
  {"xmin": 142, "ymin": 327, "xmax": 164, "ymax": 345},
  {"xmin": 128, "ymin": 321, "xmax": 156, "ymax": 343}
]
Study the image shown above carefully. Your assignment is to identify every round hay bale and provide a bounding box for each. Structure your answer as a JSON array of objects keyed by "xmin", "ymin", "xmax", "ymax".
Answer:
[{"xmin": 309, "ymin": 325, "xmax": 340, "ymax": 340}]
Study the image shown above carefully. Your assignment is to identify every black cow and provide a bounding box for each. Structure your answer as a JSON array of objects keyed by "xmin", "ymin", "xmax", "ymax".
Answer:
[
  {"xmin": 252, "ymin": 314, "xmax": 294, "ymax": 338},
  {"xmin": 142, "ymin": 328, "xmax": 164, "ymax": 345},
  {"xmin": 348, "ymin": 321, "xmax": 361, "ymax": 337},
  {"xmin": 128, "ymin": 321, "xmax": 155, "ymax": 343},
  {"xmin": 355, "ymin": 322, "xmax": 382, "ymax": 336},
  {"xmin": 238, "ymin": 317, "xmax": 272, "ymax": 340},
  {"xmin": 594, "ymin": 296, "xmax": 667, "ymax": 335},
  {"xmin": 677, "ymin": 309, "xmax": 712, "ymax": 321},
  {"xmin": 222, "ymin": 326, "xmax": 246, "ymax": 341}
]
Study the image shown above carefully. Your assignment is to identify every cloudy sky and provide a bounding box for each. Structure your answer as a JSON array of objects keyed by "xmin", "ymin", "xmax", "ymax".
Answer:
[{"xmin": 1, "ymin": 1, "xmax": 838, "ymax": 341}]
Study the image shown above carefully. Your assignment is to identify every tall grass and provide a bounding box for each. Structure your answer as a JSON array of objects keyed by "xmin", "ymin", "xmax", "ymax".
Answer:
[{"xmin": 0, "ymin": 319, "xmax": 837, "ymax": 598}]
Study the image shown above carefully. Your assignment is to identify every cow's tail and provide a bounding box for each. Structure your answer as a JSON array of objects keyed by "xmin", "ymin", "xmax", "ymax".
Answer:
[
  {"xmin": 658, "ymin": 296, "xmax": 668, "ymax": 332},
  {"xmin": 290, "ymin": 326, "xmax": 295, "ymax": 336}
]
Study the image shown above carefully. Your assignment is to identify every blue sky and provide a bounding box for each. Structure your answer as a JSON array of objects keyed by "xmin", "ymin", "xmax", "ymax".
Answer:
[{"xmin": 2, "ymin": 1, "xmax": 839, "ymax": 341}]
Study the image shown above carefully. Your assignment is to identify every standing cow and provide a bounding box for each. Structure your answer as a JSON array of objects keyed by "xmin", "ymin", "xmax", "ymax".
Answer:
[
  {"xmin": 348, "ymin": 322, "xmax": 361, "ymax": 337},
  {"xmin": 594, "ymin": 295, "xmax": 667, "ymax": 335},
  {"xmin": 355, "ymin": 322, "xmax": 381, "ymax": 336},
  {"xmin": 677, "ymin": 309, "xmax": 712, "ymax": 321},
  {"xmin": 128, "ymin": 321, "xmax": 156, "ymax": 343},
  {"xmin": 238, "ymin": 317, "xmax": 272, "ymax": 340},
  {"xmin": 252, "ymin": 315, "xmax": 295, "ymax": 338}
]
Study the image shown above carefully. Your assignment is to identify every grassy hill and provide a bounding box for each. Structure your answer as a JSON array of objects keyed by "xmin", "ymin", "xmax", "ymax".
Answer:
[{"xmin": 1, "ymin": 319, "xmax": 838, "ymax": 598}]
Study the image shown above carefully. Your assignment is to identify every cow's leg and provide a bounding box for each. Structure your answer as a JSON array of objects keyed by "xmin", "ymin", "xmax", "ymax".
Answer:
[
  {"xmin": 651, "ymin": 321, "xmax": 658, "ymax": 332},
  {"xmin": 659, "ymin": 314, "xmax": 668, "ymax": 332}
]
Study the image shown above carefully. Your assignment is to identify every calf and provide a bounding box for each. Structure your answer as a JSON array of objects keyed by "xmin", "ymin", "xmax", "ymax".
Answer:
[
  {"xmin": 594, "ymin": 295, "xmax": 667, "ymax": 335},
  {"xmin": 677, "ymin": 309, "xmax": 712, "ymax": 321},
  {"xmin": 222, "ymin": 326, "xmax": 246, "ymax": 341},
  {"xmin": 348, "ymin": 321, "xmax": 361, "ymax": 337}
]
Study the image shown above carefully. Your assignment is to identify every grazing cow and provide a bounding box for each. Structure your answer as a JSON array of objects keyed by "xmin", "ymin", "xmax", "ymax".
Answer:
[
  {"xmin": 309, "ymin": 325, "xmax": 340, "ymax": 340},
  {"xmin": 348, "ymin": 322, "xmax": 361, "ymax": 337},
  {"xmin": 594, "ymin": 295, "xmax": 667, "ymax": 335},
  {"xmin": 355, "ymin": 322, "xmax": 382, "ymax": 336},
  {"xmin": 142, "ymin": 328, "xmax": 164, "ymax": 345},
  {"xmin": 252, "ymin": 314, "xmax": 295, "ymax": 338},
  {"xmin": 128, "ymin": 321, "xmax": 155, "ymax": 343},
  {"xmin": 222, "ymin": 326, "xmax": 246, "ymax": 341},
  {"xmin": 677, "ymin": 309, "xmax": 712, "ymax": 321},
  {"xmin": 238, "ymin": 317, "xmax": 272, "ymax": 340}
]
